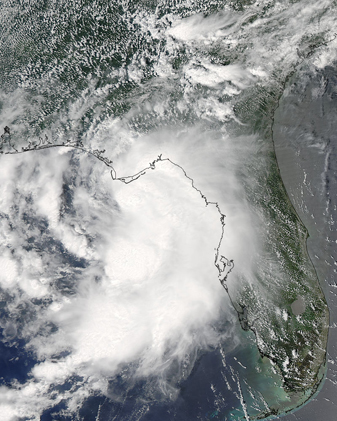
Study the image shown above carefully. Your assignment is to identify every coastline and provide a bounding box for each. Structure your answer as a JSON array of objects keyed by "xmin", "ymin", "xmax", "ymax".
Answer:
[{"xmin": 271, "ymin": 62, "xmax": 336, "ymax": 420}]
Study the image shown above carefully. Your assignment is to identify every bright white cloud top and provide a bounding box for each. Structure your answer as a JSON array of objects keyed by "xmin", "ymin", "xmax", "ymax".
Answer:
[{"xmin": 0, "ymin": 0, "xmax": 335, "ymax": 419}]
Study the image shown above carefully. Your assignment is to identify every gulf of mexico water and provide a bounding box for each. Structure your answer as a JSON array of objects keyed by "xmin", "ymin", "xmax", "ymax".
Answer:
[{"xmin": 0, "ymin": 1, "xmax": 336, "ymax": 420}]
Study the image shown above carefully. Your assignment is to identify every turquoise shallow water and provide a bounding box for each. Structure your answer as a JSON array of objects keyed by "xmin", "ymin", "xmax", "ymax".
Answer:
[
  {"xmin": 0, "ymin": 1, "xmax": 336, "ymax": 420},
  {"xmin": 271, "ymin": 62, "xmax": 337, "ymax": 421}
]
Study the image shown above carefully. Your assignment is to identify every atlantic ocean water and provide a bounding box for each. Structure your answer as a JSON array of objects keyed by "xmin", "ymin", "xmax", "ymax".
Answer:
[
  {"xmin": 273, "ymin": 61, "xmax": 337, "ymax": 421},
  {"xmin": 0, "ymin": 1, "xmax": 337, "ymax": 420}
]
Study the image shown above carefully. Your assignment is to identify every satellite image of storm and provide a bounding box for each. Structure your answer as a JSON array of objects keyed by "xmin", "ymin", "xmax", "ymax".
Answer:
[{"xmin": 0, "ymin": 0, "xmax": 337, "ymax": 420}]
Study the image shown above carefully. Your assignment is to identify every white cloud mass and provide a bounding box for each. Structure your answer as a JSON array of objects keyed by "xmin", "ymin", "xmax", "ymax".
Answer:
[
  {"xmin": 0, "ymin": 0, "xmax": 335, "ymax": 418},
  {"xmin": 0, "ymin": 129, "xmax": 256, "ymax": 419}
]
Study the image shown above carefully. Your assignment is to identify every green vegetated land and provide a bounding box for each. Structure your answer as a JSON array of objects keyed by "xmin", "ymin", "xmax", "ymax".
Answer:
[{"xmin": 230, "ymin": 79, "xmax": 329, "ymax": 416}]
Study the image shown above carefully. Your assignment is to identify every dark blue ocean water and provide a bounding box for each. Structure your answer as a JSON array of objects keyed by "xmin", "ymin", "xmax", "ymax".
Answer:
[{"xmin": 0, "ymin": 1, "xmax": 335, "ymax": 420}]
